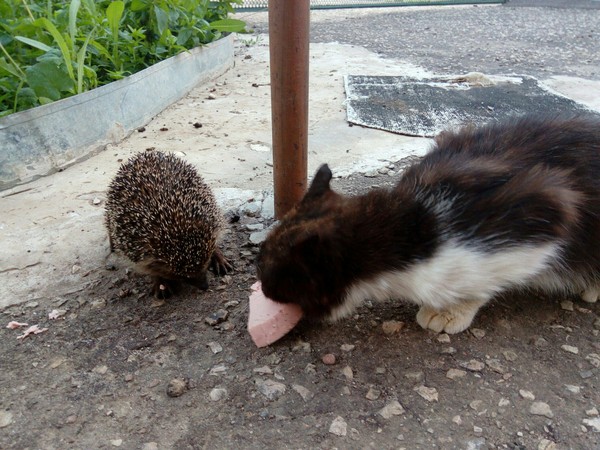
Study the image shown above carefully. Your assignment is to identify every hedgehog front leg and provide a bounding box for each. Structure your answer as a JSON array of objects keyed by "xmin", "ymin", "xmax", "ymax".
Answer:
[{"xmin": 210, "ymin": 248, "xmax": 233, "ymax": 276}]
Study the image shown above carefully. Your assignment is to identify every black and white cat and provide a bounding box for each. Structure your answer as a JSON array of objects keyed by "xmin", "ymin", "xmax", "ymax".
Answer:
[{"xmin": 257, "ymin": 115, "xmax": 600, "ymax": 334}]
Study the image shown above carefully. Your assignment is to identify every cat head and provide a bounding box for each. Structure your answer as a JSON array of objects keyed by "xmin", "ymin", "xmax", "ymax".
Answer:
[{"xmin": 256, "ymin": 164, "xmax": 349, "ymax": 318}]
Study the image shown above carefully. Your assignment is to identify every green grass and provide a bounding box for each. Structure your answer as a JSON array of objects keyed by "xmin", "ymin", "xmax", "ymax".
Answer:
[{"xmin": 0, "ymin": 0, "xmax": 246, "ymax": 116}]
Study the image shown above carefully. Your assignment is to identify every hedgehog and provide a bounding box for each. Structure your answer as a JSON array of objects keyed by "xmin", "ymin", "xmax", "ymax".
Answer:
[{"xmin": 105, "ymin": 151, "xmax": 232, "ymax": 299}]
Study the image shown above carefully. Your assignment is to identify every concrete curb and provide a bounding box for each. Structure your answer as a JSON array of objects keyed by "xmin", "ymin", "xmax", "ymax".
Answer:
[{"xmin": 0, "ymin": 35, "xmax": 234, "ymax": 191}]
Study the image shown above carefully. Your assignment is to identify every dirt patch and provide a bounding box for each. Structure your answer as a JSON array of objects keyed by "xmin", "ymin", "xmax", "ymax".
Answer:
[{"xmin": 1, "ymin": 169, "xmax": 599, "ymax": 449}]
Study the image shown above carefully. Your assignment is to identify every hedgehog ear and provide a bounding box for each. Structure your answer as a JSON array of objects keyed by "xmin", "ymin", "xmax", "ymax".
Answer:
[{"xmin": 306, "ymin": 164, "xmax": 332, "ymax": 198}]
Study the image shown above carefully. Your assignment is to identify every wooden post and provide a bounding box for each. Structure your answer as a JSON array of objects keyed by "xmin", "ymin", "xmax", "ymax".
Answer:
[{"xmin": 268, "ymin": 0, "xmax": 310, "ymax": 219}]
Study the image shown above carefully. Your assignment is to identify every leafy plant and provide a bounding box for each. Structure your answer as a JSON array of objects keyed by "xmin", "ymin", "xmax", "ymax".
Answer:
[{"xmin": 0, "ymin": 0, "xmax": 246, "ymax": 116}]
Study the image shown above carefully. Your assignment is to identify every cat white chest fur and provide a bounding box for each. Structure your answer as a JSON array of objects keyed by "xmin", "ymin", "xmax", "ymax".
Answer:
[{"xmin": 335, "ymin": 240, "xmax": 561, "ymax": 333}]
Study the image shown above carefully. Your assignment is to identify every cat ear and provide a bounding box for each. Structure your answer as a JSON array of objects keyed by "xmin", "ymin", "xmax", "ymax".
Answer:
[{"xmin": 306, "ymin": 164, "xmax": 332, "ymax": 197}]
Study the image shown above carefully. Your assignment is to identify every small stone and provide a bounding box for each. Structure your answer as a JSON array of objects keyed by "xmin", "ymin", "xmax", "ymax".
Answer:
[
  {"xmin": 414, "ymin": 385, "xmax": 439, "ymax": 402},
  {"xmin": 365, "ymin": 387, "xmax": 381, "ymax": 400},
  {"xmin": 209, "ymin": 388, "xmax": 228, "ymax": 402},
  {"xmin": 0, "ymin": 411, "xmax": 13, "ymax": 428},
  {"xmin": 441, "ymin": 346, "xmax": 457, "ymax": 354},
  {"xmin": 256, "ymin": 379, "xmax": 286, "ymax": 400},
  {"xmin": 65, "ymin": 415, "xmax": 77, "ymax": 424},
  {"xmin": 304, "ymin": 363, "xmax": 317, "ymax": 375},
  {"xmin": 378, "ymin": 400, "xmax": 405, "ymax": 419},
  {"xmin": 446, "ymin": 369, "xmax": 467, "ymax": 380},
  {"xmin": 110, "ymin": 439, "xmax": 123, "ymax": 447},
  {"xmin": 48, "ymin": 309, "xmax": 67, "ymax": 320},
  {"xmin": 461, "ymin": 359, "xmax": 485, "ymax": 372},
  {"xmin": 205, "ymin": 309, "xmax": 228, "ymax": 326},
  {"xmin": 498, "ymin": 398, "xmax": 510, "ymax": 407},
  {"xmin": 467, "ymin": 437, "xmax": 487, "ymax": 449},
  {"xmin": 91, "ymin": 299, "xmax": 106, "ymax": 309},
  {"xmin": 470, "ymin": 400, "xmax": 484, "ymax": 411},
  {"xmin": 533, "ymin": 336, "xmax": 548, "ymax": 347},
  {"xmin": 49, "ymin": 358, "xmax": 65, "ymax": 369},
  {"xmin": 530, "ymin": 401, "xmax": 553, "ymax": 418},
  {"xmin": 519, "ymin": 390, "xmax": 535, "ymax": 400},
  {"xmin": 124, "ymin": 374, "xmax": 134, "ymax": 382},
  {"xmin": 585, "ymin": 353, "xmax": 600, "ymax": 368},
  {"xmin": 166, "ymin": 378, "xmax": 188, "ymax": 398},
  {"xmin": 220, "ymin": 321, "xmax": 235, "ymax": 331},
  {"xmin": 583, "ymin": 417, "xmax": 600, "ymax": 432},
  {"xmin": 452, "ymin": 415, "xmax": 462, "ymax": 425},
  {"xmin": 382, "ymin": 320, "xmax": 404, "ymax": 335},
  {"xmin": 473, "ymin": 426, "xmax": 483, "ymax": 433},
  {"xmin": 253, "ymin": 366, "xmax": 273, "ymax": 375},
  {"xmin": 245, "ymin": 223, "xmax": 264, "ymax": 231},
  {"xmin": 561, "ymin": 300, "xmax": 575, "ymax": 311},
  {"xmin": 341, "ymin": 366, "xmax": 353, "ymax": 380},
  {"xmin": 538, "ymin": 439, "xmax": 557, "ymax": 450},
  {"xmin": 340, "ymin": 344, "xmax": 355, "ymax": 352},
  {"xmin": 561, "ymin": 345, "xmax": 579, "ymax": 354},
  {"xmin": 207, "ymin": 93, "xmax": 216, "ymax": 100},
  {"xmin": 470, "ymin": 328, "xmax": 486, "ymax": 339},
  {"xmin": 292, "ymin": 340, "xmax": 311, "ymax": 352},
  {"xmin": 209, "ymin": 364, "xmax": 226, "ymax": 376},
  {"xmin": 72, "ymin": 264, "xmax": 81, "ymax": 274},
  {"xmin": 565, "ymin": 384, "xmax": 581, "ymax": 393},
  {"xmin": 223, "ymin": 300, "xmax": 239, "ymax": 309},
  {"xmin": 142, "ymin": 444, "xmax": 159, "ymax": 450},
  {"xmin": 586, "ymin": 407, "xmax": 599, "ymax": 417},
  {"xmin": 437, "ymin": 333, "xmax": 451, "ymax": 343},
  {"xmin": 580, "ymin": 370, "xmax": 594, "ymax": 379},
  {"xmin": 292, "ymin": 384, "xmax": 313, "ymax": 401},
  {"xmin": 241, "ymin": 201, "xmax": 262, "ymax": 218},
  {"xmin": 485, "ymin": 359, "xmax": 506, "ymax": 373},
  {"xmin": 207, "ymin": 342, "xmax": 223, "ymax": 354},
  {"xmin": 322, "ymin": 354, "xmax": 336, "ymax": 365},
  {"xmin": 502, "ymin": 350, "xmax": 518, "ymax": 362},
  {"xmin": 594, "ymin": 317, "xmax": 600, "ymax": 330},
  {"xmin": 93, "ymin": 365, "xmax": 108, "ymax": 375},
  {"xmin": 404, "ymin": 370, "xmax": 424, "ymax": 383},
  {"xmin": 329, "ymin": 416, "xmax": 347, "ymax": 436},
  {"xmin": 375, "ymin": 367, "xmax": 386, "ymax": 374},
  {"xmin": 249, "ymin": 230, "xmax": 269, "ymax": 245}
]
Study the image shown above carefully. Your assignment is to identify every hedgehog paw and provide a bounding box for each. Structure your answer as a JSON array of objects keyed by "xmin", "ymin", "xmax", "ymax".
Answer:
[
  {"xmin": 152, "ymin": 278, "xmax": 176, "ymax": 299},
  {"xmin": 211, "ymin": 248, "xmax": 233, "ymax": 276}
]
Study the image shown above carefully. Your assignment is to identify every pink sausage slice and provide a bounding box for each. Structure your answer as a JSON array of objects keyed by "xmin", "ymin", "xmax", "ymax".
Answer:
[{"xmin": 248, "ymin": 281, "xmax": 303, "ymax": 347}]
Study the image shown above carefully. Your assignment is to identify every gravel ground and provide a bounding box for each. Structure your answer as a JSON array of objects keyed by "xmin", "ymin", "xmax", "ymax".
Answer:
[{"xmin": 1, "ymin": 167, "xmax": 599, "ymax": 449}]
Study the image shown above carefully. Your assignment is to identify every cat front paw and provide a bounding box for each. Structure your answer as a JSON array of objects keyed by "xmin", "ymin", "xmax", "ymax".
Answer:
[
  {"xmin": 416, "ymin": 304, "xmax": 480, "ymax": 334},
  {"xmin": 581, "ymin": 287, "xmax": 599, "ymax": 303}
]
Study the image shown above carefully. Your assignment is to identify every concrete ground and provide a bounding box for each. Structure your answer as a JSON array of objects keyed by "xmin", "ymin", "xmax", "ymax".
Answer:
[{"xmin": 3, "ymin": 2, "xmax": 600, "ymax": 310}]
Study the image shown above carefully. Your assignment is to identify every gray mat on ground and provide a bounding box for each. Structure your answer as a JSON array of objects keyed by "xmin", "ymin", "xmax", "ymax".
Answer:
[{"xmin": 345, "ymin": 74, "xmax": 599, "ymax": 137}]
